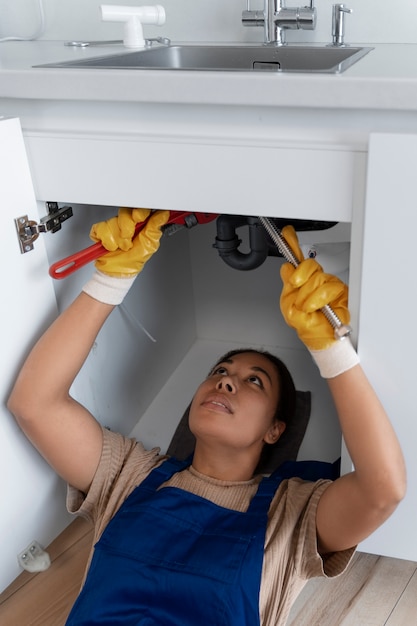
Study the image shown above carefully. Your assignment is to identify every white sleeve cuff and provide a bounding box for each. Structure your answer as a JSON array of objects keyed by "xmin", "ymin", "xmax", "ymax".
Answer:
[
  {"xmin": 309, "ymin": 338, "xmax": 360, "ymax": 378},
  {"xmin": 82, "ymin": 270, "xmax": 136, "ymax": 305}
]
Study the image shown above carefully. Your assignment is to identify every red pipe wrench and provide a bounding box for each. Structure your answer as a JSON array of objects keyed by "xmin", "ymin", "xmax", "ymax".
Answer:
[{"xmin": 49, "ymin": 210, "xmax": 217, "ymax": 279}]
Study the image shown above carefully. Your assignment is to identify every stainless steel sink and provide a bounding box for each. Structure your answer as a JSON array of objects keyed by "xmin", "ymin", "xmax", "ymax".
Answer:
[{"xmin": 36, "ymin": 44, "xmax": 372, "ymax": 74}]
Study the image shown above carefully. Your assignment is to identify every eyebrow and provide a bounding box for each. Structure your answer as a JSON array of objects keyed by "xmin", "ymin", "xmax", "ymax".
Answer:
[
  {"xmin": 216, "ymin": 359, "xmax": 274, "ymax": 387},
  {"xmin": 251, "ymin": 366, "xmax": 273, "ymax": 386}
]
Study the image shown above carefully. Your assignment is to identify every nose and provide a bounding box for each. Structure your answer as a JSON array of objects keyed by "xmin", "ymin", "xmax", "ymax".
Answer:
[{"xmin": 216, "ymin": 377, "xmax": 236, "ymax": 393}]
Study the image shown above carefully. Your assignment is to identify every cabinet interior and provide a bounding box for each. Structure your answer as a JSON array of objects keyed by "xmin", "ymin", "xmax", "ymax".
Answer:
[{"xmin": 43, "ymin": 204, "xmax": 351, "ymax": 463}]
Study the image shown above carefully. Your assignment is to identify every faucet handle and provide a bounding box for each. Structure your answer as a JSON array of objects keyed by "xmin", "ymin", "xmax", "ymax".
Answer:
[
  {"xmin": 332, "ymin": 3, "xmax": 352, "ymax": 46},
  {"xmin": 242, "ymin": 0, "xmax": 264, "ymax": 28}
]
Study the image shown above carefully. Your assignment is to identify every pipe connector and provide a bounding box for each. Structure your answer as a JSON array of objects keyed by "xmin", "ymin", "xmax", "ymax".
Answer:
[{"xmin": 100, "ymin": 5, "xmax": 166, "ymax": 48}]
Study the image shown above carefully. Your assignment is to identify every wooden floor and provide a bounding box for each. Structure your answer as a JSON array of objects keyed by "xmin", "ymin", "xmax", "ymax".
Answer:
[
  {"xmin": 287, "ymin": 552, "xmax": 417, "ymax": 625},
  {"xmin": 1, "ymin": 518, "xmax": 416, "ymax": 625}
]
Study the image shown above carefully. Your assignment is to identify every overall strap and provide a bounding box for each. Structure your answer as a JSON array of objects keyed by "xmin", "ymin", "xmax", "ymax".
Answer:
[
  {"xmin": 247, "ymin": 458, "xmax": 340, "ymax": 516},
  {"xmin": 135, "ymin": 456, "xmax": 192, "ymax": 494},
  {"xmin": 273, "ymin": 459, "xmax": 340, "ymax": 482},
  {"xmin": 246, "ymin": 471, "xmax": 285, "ymax": 517}
]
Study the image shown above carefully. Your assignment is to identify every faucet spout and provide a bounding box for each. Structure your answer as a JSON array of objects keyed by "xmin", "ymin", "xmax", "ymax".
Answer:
[{"xmin": 242, "ymin": 0, "xmax": 317, "ymax": 46}]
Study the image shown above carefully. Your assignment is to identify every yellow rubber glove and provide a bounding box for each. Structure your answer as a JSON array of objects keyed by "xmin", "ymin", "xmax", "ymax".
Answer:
[
  {"xmin": 279, "ymin": 225, "xmax": 350, "ymax": 350},
  {"xmin": 82, "ymin": 208, "xmax": 170, "ymax": 306},
  {"xmin": 91, "ymin": 208, "xmax": 170, "ymax": 277}
]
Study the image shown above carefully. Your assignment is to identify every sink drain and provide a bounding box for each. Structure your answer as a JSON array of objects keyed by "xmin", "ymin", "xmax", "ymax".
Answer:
[{"xmin": 252, "ymin": 61, "xmax": 281, "ymax": 71}]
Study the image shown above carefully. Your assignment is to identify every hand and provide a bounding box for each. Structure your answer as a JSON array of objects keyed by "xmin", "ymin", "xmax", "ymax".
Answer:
[
  {"xmin": 279, "ymin": 225, "xmax": 350, "ymax": 351},
  {"xmin": 82, "ymin": 208, "xmax": 170, "ymax": 306},
  {"xmin": 90, "ymin": 208, "xmax": 170, "ymax": 277}
]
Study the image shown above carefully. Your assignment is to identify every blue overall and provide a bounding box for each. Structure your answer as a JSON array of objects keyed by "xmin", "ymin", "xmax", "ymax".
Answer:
[{"xmin": 66, "ymin": 457, "xmax": 337, "ymax": 625}]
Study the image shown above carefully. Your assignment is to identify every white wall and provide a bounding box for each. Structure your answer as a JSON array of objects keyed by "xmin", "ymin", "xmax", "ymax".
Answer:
[
  {"xmin": 189, "ymin": 219, "xmax": 349, "ymax": 462},
  {"xmin": 131, "ymin": 219, "xmax": 351, "ymax": 464},
  {"xmin": 1, "ymin": 0, "xmax": 417, "ymax": 45},
  {"xmin": 42, "ymin": 203, "xmax": 197, "ymax": 437}
]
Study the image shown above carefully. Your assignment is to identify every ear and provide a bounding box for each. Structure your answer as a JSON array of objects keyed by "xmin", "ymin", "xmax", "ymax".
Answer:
[{"xmin": 263, "ymin": 420, "xmax": 286, "ymax": 445}]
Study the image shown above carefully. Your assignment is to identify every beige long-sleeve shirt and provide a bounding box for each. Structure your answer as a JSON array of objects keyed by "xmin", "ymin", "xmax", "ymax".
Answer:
[{"xmin": 68, "ymin": 427, "xmax": 355, "ymax": 625}]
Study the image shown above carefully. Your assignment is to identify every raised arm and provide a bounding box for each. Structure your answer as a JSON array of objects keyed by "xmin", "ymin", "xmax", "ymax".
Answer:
[
  {"xmin": 7, "ymin": 208, "xmax": 169, "ymax": 493},
  {"xmin": 318, "ymin": 366, "xmax": 405, "ymax": 553},
  {"xmin": 279, "ymin": 226, "xmax": 406, "ymax": 554},
  {"xmin": 8, "ymin": 294, "xmax": 113, "ymax": 493}
]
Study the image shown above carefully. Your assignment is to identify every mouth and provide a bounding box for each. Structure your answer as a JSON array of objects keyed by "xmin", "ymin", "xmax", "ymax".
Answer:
[{"xmin": 201, "ymin": 395, "xmax": 233, "ymax": 414}]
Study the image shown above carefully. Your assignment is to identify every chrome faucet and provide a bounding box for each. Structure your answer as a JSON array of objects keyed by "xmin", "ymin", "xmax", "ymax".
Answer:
[
  {"xmin": 242, "ymin": 0, "xmax": 316, "ymax": 46},
  {"xmin": 331, "ymin": 4, "xmax": 352, "ymax": 47}
]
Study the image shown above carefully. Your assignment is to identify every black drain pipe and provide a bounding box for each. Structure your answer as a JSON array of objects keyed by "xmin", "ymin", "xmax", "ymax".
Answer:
[
  {"xmin": 213, "ymin": 215, "xmax": 268, "ymax": 271},
  {"xmin": 213, "ymin": 216, "xmax": 339, "ymax": 271}
]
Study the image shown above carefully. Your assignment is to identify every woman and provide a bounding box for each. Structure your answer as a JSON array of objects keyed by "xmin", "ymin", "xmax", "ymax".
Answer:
[{"xmin": 7, "ymin": 208, "xmax": 406, "ymax": 625}]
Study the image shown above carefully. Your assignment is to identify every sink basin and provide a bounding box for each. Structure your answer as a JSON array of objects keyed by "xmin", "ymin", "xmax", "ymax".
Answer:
[{"xmin": 36, "ymin": 44, "xmax": 372, "ymax": 74}]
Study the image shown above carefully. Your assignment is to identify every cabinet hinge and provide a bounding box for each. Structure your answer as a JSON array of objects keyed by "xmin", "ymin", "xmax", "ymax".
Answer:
[{"xmin": 15, "ymin": 202, "xmax": 73, "ymax": 254}]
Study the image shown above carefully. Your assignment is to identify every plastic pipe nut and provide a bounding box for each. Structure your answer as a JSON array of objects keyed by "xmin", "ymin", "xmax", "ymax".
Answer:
[{"xmin": 100, "ymin": 5, "xmax": 166, "ymax": 48}]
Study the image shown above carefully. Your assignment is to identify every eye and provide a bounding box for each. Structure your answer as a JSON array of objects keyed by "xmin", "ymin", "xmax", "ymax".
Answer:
[
  {"xmin": 212, "ymin": 366, "xmax": 228, "ymax": 376},
  {"xmin": 247, "ymin": 375, "xmax": 263, "ymax": 388}
]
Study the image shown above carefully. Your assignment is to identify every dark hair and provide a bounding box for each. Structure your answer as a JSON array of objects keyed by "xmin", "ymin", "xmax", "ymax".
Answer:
[{"xmin": 210, "ymin": 348, "xmax": 297, "ymax": 473}]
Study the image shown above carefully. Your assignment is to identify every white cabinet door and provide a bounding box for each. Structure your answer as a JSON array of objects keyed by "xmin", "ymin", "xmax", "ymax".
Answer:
[
  {"xmin": 358, "ymin": 133, "xmax": 417, "ymax": 561},
  {"xmin": 0, "ymin": 118, "xmax": 69, "ymax": 592}
]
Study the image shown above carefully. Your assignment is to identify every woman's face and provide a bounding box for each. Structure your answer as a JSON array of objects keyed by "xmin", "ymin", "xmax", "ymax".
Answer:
[{"xmin": 189, "ymin": 352, "xmax": 285, "ymax": 452}]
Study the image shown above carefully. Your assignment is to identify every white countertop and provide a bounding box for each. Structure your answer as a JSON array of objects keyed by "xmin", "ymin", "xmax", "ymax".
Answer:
[{"xmin": 1, "ymin": 41, "xmax": 417, "ymax": 112}]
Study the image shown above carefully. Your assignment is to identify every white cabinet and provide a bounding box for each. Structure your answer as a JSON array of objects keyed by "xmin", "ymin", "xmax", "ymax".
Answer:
[
  {"xmin": 23, "ymin": 114, "xmax": 366, "ymax": 222},
  {"xmin": 2, "ymin": 103, "xmax": 416, "ymax": 594},
  {"xmin": 356, "ymin": 133, "xmax": 417, "ymax": 561},
  {"xmin": 35, "ymin": 127, "xmax": 415, "ymax": 563}
]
